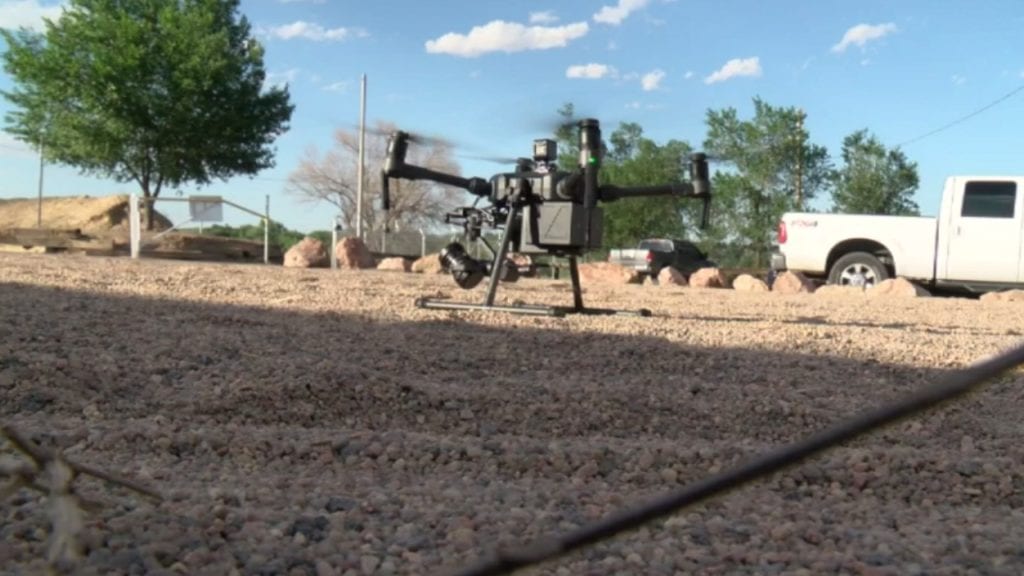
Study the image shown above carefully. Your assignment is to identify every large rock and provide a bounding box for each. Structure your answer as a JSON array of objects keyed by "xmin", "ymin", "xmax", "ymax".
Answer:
[
  {"xmin": 772, "ymin": 271, "xmax": 816, "ymax": 294},
  {"xmin": 335, "ymin": 237, "xmax": 375, "ymax": 269},
  {"xmin": 411, "ymin": 253, "xmax": 445, "ymax": 274},
  {"xmin": 867, "ymin": 278, "xmax": 930, "ymax": 298},
  {"xmin": 731, "ymin": 274, "xmax": 769, "ymax": 293},
  {"xmin": 815, "ymin": 284, "xmax": 866, "ymax": 297},
  {"xmin": 688, "ymin": 267, "xmax": 728, "ymax": 289},
  {"xmin": 657, "ymin": 266, "xmax": 687, "ymax": 287},
  {"xmin": 377, "ymin": 257, "xmax": 412, "ymax": 272},
  {"xmin": 980, "ymin": 290, "xmax": 1024, "ymax": 303},
  {"xmin": 577, "ymin": 262, "xmax": 642, "ymax": 285},
  {"xmin": 283, "ymin": 237, "xmax": 328, "ymax": 268}
]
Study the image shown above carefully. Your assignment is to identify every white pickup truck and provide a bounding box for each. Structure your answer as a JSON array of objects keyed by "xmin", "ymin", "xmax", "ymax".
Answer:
[{"xmin": 772, "ymin": 176, "xmax": 1024, "ymax": 292}]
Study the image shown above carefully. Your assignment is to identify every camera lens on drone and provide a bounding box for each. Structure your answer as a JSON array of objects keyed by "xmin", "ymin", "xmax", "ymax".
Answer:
[{"xmin": 439, "ymin": 242, "xmax": 487, "ymax": 290}]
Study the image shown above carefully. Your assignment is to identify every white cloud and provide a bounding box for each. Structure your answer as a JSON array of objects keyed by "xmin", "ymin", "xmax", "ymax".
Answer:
[
  {"xmin": 529, "ymin": 10, "xmax": 558, "ymax": 25},
  {"xmin": 593, "ymin": 0, "xmax": 649, "ymax": 26},
  {"xmin": 322, "ymin": 81, "xmax": 348, "ymax": 93},
  {"xmin": 263, "ymin": 21, "xmax": 366, "ymax": 42},
  {"xmin": 624, "ymin": 101, "xmax": 663, "ymax": 110},
  {"xmin": 265, "ymin": 68, "xmax": 300, "ymax": 88},
  {"xmin": 425, "ymin": 20, "xmax": 588, "ymax": 57},
  {"xmin": 0, "ymin": 0, "xmax": 64, "ymax": 32},
  {"xmin": 641, "ymin": 69, "xmax": 665, "ymax": 91},
  {"xmin": 566, "ymin": 63, "xmax": 617, "ymax": 79},
  {"xmin": 832, "ymin": 23, "xmax": 898, "ymax": 53},
  {"xmin": 951, "ymin": 74, "xmax": 966, "ymax": 86},
  {"xmin": 704, "ymin": 57, "xmax": 762, "ymax": 84}
]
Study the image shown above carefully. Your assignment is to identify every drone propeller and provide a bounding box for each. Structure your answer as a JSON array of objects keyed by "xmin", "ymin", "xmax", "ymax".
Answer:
[
  {"xmin": 457, "ymin": 153, "xmax": 524, "ymax": 165},
  {"xmin": 345, "ymin": 123, "xmax": 454, "ymax": 148}
]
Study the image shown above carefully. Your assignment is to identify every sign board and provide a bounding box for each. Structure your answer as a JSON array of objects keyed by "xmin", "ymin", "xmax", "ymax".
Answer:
[{"xmin": 189, "ymin": 196, "xmax": 223, "ymax": 223}]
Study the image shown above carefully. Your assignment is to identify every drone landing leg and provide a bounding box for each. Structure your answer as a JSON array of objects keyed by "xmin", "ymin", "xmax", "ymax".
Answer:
[
  {"xmin": 416, "ymin": 203, "xmax": 568, "ymax": 317},
  {"xmin": 551, "ymin": 256, "xmax": 651, "ymax": 317}
]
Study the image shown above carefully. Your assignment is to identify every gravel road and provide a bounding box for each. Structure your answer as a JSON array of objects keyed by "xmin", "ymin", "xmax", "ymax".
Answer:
[{"xmin": 2, "ymin": 252, "xmax": 1023, "ymax": 576}]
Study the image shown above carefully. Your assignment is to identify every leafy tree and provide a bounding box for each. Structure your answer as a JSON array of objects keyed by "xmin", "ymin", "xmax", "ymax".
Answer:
[
  {"xmin": 704, "ymin": 98, "xmax": 832, "ymax": 266},
  {"xmin": 203, "ymin": 220, "xmax": 303, "ymax": 252},
  {"xmin": 599, "ymin": 122, "xmax": 695, "ymax": 248},
  {"xmin": 286, "ymin": 121, "xmax": 463, "ymax": 233},
  {"xmin": 553, "ymin": 102, "xmax": 581, "ymax": 162},
  {"xmin": 1, "ymin": 0, "xmax": 293, "ymax": 229},
  {"xmin": 831, "ymin": 129, "xmax": 919, "ymax": 215}
]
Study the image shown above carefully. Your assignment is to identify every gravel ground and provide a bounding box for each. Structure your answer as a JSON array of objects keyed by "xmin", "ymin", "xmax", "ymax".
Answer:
[{"xmin": 2, "ymin": 252, "xmax": 1024, "ymax": 576}]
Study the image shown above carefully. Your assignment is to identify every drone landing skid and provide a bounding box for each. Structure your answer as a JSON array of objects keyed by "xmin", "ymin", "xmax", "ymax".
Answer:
[{"xmin": 415, "ymin": 255, "xmax": 653, "ymax": 319}]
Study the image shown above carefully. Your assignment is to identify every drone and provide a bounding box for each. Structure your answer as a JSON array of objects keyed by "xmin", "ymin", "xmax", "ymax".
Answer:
[{"xmin": 380, "ymin": 118, "xmax": 712, "ymax": 317}]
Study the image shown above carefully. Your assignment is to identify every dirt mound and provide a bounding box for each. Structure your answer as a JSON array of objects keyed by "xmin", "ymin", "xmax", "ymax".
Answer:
[{"xmin": 0, "ymin": 195, "xmax": 171, "ymax": 236}]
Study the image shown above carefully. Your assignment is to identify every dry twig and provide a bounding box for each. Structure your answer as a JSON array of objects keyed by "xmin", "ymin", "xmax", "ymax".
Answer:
[{"xmin": 0, "ymin": 424, "xmax": 164, "ymax": 572}]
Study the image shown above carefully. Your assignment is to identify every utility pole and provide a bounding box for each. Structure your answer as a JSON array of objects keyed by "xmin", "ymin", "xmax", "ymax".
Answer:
[
  {"xmin": 795, "ymin": 108, "xmax": 805, "ymax": 211},
  {"xmin": 356, "ymin": 74, "xmax": 367, "ymax": 239}
]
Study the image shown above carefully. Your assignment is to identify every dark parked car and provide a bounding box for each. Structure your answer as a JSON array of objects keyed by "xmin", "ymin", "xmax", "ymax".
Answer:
[{"xmin": 607, "ymin": 238, "xmax": 715, "ymax": 280}]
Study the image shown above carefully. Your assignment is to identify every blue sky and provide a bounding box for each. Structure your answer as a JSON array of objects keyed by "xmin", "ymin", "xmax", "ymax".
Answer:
[{"xmin": 1, "ymin": 0, "xmax": 1023, "ymax": 233}]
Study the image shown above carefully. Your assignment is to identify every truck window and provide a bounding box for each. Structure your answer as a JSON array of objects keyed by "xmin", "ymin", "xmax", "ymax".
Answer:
[
  {"xmin": 961, "ymin": 181, "xmax": 1016, "ymax": 218},
  {"xmin": 639, "ymin": 239, "xmax": 673, "ymax": 252}
]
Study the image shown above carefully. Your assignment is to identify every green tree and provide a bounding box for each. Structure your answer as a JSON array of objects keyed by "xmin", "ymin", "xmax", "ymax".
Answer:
[
  {"xmin": 553, "ymin": 102, "xmax": 581, "ymax": 163},
  {"xmin": 704, "ymin": 98, "xmax": 831, "ymax": 266},
  {"xmin": 1, "ymin": 0, "xmax": 293, "ymax": 229},
  {"xmin": 599, "ymin": 122, "xmax": 695, "ymax": 248},
  {"xmin": 831, "ymin": 129, "xmax": 919, "ymax": 215}
]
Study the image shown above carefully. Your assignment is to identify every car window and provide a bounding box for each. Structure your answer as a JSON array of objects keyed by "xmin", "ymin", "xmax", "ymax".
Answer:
[
  {"xmin": 962, "ymin": 181, "xmax": 1016, "ymax": 218},
  {"xmin": 639, "ymin": 239, "xmax": 672, "ymax": 251}
]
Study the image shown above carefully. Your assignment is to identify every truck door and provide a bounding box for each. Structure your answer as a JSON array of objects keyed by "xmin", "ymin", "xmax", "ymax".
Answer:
[{"xmin": 943, "ymin": 179, "xmax": 1021, "ymax": 283}]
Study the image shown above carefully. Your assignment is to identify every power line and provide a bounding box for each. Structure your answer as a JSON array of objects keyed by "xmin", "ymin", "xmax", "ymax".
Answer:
[{"xmin": 897, "ymin": 83, "xmax": 1024, "ymax": 148}]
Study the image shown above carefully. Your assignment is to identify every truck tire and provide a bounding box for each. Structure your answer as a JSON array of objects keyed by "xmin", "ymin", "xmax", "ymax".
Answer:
[{"xmin": 828, "ymin": 252, "xmax": 890, "ymax": 288}]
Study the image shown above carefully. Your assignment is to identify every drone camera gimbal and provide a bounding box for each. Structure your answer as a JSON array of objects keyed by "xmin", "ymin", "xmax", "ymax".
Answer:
[{"xmin": 380, "ymin": 119, "xmax": 711, "ymax": 317}]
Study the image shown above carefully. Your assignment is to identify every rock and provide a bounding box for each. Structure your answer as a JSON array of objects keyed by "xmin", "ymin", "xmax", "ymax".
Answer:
[
  {"xmin": 867, "ymin": 278, "xmax": 930, "ymax": 298},
  {"xmin": 376, "ymin": 257, "xmax": 411, "ymax": 272},
  {"xmin": 577, "ymin": 262, "xmax": 642, "ymax": 285},
  {"xmin": 980, "ymin": 289, "xmax": 1024, "ymax": 302},
  {"xmin": 772, "ymin": 271, "xmax": 816, "ymax": 294},
  {"xmin": 411, "ymin": 253, "xmax": 445, "ymax": 274},
  {"xmin": 359, "ymin": 555, "xmax": 380, "ymax": 575},
  {"xmin": 688, "ymin": 267, "xmax": 728, "ymax": 289},
  {"xmin": 657, "ymin": 266, "xmax": 687, "ymax": 286},
  {"xmin": 334, "ymin": 237, "xmax": 375, "ymax": 269},
  {"xmin": 507, "ymin": 253, "xmax": 534, "ymax": 276},
  {"xmin": 731, "ymin": 274, "xmax": 769, "ymax": 292},
  {"xmin": 815, "ymin": 284, "xmax": 865, "ymax": 297},
  {"xmin": 283, "ymin": 237, "xmax": 328, "ymax": 268}
]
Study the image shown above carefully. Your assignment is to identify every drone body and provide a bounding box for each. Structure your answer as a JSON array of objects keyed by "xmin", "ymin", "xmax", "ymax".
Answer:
[{"xmin": 380, "ymin": 118, "xmax": 711, "ymax": 316}]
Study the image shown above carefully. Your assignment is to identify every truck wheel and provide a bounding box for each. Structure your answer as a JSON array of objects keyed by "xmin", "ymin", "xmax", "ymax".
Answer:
[{"xmin": 828, "ymin": 252, "xmax": 890, "ymax": 288}]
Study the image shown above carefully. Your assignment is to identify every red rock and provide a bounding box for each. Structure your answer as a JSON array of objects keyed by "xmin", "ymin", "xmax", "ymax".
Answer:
[
  {"xmin": 731, "ymin": 273, "xmax": 769, "ymax": 292},
  {"xmin": 772, "ymin": 271, "xmax": 816, "ymax": 294},
  {"xmin": 334, "ymin": 237, "xmax": 375, "ymax": 269},
  {"xmin": 657, "ymin": 266, "xmax": 687, "ymax": 286},
  {"xmin": 283, "ymin": 237, "xmax": 328, "ymax": 268},
  {"xmin": 688, "ymin": 267, "xmax": 728, "ymax": 289},
  {"xmin": 376, "ymin": 257, "xmax": 411, "ymax": 272},
  {"xmin": 411, "ymin": 253, "xmax": 445, "ymax": 274},
  {"xmin": 867, "ymin": 278, "xmax": 930, "ymax": 298}
]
